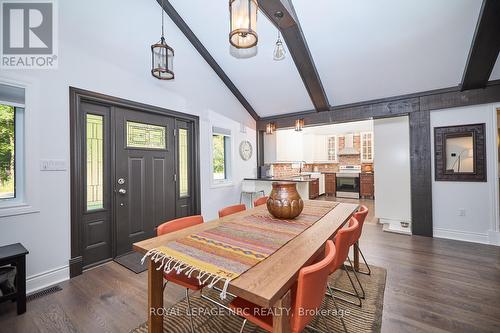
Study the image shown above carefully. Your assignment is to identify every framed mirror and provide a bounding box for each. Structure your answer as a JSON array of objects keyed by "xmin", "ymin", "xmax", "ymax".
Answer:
[{"xmin": 434, "ymin": 123, "xmax": 486, "ymax": 182}]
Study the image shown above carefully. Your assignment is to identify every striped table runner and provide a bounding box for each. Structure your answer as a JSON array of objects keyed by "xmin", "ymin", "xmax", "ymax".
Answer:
[{"xmin": 142, "ymin": 200, "xmax": 338, "ymax": 299}]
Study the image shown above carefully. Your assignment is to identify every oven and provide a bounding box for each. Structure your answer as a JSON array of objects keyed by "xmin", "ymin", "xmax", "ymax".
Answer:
[{"xmin": 336, "ymin": 165, "xmax": 361, "ymax": 199}]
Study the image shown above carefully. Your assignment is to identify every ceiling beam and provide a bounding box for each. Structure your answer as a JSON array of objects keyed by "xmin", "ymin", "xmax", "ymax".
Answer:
[
  {"xmin": 259, "ymin": 0, "xmax": 330, "ymax": 111},
  {"xmin": 257, "ymin": 80, "xmax": 500, "ymax": 130},
  {"xmin": 157, "ymin": 0, "xmax": 259, "ymax": 120},
  {"xmin": 460, "ymin": 0, "xmax": 500, "ymax": 91}
]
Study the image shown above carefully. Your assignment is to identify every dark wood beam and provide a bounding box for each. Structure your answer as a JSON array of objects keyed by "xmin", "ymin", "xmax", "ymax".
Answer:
[
  {"xmin": 157, "ymin": 0, "xmax": 259, "ymax": 120},
  {"xmin": 257, "ymin": 80, "xmax": 500, "ymax": 130},
  {"xmin": 409, "ymin": 111, "xmax": 433, "ymax": 236},
  {"xmin": 460, "ymin": 0, "xmax": 500, "ymax": 91},
  {"xmin": 259, "ymin": 0, "xmax": 330, "ymax": 111}
]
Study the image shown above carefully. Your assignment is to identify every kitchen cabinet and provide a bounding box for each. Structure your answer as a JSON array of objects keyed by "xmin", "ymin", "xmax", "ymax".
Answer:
[
  {"xmin": 325, "ymin": 173, "xmax": 336, "ymax": 196},
  {"xmin": 360, "ymin": 173, "xmax": 374, "ymax": 199},
  {"xmin": 361, "ymin": 132, "xmax": 374, "ymax": 162},
  {"xmin": 276, "ymin": 130, "xmax": 303, "ymax": 161},
  {"xmin": 309, "ymin": 179, "xmax": 319, "ymax": 199}
]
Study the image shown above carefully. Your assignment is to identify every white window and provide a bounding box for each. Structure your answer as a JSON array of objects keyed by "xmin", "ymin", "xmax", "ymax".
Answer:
[
  {"xmin": 361, "ymin": 132, "xmax": 374, "ymax": 162},
  {"xmin": 327, "ymin": 136, "xmax": 337, "ymax": 162},
  {"xmin": 211, "ymin": 127, "xmax": 232, "ymax": 185},
  {"xmin": 0, "ymin": 83, "xmax": 26, "ymax": 208}
]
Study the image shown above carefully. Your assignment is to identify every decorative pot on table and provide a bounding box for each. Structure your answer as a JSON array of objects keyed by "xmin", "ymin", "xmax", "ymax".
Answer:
[{"xmin": 267, "ymin": 182, "xmax": 304, "ymax": 219}]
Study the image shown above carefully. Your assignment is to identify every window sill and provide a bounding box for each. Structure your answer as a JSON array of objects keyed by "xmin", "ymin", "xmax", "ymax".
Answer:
[
  {"xmin": 0, "ymin": 203, "xmax": 40, "ymax": 218},
  {"xmin": 210, "ymin": 181, "xmax": 234, "ymax": 189}
]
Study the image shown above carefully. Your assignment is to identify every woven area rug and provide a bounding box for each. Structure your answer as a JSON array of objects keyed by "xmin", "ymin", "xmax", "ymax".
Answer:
[
  {"xmin": 130, "ymin": 264, "xmax": 386, "ymax": 333},
  {"xmin": 142, "ymin": 201, "xmax": 338, "ymax": 299}
]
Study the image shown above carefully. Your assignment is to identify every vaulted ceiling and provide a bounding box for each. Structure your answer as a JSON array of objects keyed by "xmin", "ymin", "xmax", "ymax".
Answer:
[{"xmin": 166, "ymin": 0, "xmax": 500, "ymax": 118}]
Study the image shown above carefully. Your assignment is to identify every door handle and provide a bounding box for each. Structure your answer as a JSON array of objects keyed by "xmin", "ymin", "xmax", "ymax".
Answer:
[{"xmin": 118, "ymin": 188, "xmax": 127, "ymax": 195}]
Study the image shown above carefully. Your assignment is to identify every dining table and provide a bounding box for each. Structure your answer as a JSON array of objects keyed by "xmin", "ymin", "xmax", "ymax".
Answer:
[{"xmin": 133, "ymin": 200, "xmax": 359, "ymax": 333}]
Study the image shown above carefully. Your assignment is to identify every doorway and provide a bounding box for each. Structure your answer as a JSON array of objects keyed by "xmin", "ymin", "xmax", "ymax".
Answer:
[{"xmin": 69, "ymin": 88, "xmax": 200, "ymax": 277}]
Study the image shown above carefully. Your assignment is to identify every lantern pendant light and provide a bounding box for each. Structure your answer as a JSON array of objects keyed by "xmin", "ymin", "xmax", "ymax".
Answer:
[
  {"xmin": 266, "ymin": 122, "xmax": 276, "ymax": 135},
  {"xmin": 295, "ymin": 118, "xmax": 304, "ymax": 132},
  {"xmin": 273, "ymin": 31, "xmax": 286, "ymax": 61},
  {"xmin": 229, "ymin": 0, "xmax": 258, "ymax": 49},
  {"xmin": 151, "ymin": 0, "xmax": 174, "ymax": 80}
]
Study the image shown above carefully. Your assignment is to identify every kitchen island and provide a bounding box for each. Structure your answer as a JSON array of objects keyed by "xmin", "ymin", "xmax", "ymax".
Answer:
[{"xmin": 243, "ymin": 176, "xmax": 317, "ymax": 200}]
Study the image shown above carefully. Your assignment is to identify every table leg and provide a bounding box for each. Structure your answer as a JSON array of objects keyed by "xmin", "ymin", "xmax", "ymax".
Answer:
[
  {"xmin": 353, "ymin": 241, "xmax": 360, "ymax": 272},
  {"xmin": 16, "ymin": 256, "xmax": 26, "ymax": 315},
  {"xmin": 272, "ymin": 289, "xmax": 291, "ymax": 333},
  {"xmin": 148, "ymin": 258, "xmax": 164, "ymax": 333}
]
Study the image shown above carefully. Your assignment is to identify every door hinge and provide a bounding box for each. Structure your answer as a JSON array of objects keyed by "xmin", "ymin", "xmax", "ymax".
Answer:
[
  {"xmin": 173, "ymin": 130, "xmax": 177, "ymax": 137},
  {"xmin": 174, "ymin": 174, "xmax": 177, "ymax": 182}
]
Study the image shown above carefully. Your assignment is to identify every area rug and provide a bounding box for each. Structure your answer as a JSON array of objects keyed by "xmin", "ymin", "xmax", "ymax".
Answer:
[
  {"xmin": 114, "ymin": 252, "xmax": 147, "ymax": 274},
  {"xmin": 130, "ymin": 264, "xmax": 386, "ymax": 333},
  {"xmin": 141, "ymin": 201, "xmax": 338, "ymax": 299}
]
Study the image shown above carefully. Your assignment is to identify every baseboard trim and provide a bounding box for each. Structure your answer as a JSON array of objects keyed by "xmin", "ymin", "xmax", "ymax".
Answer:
[
  {"xmin": 433, "ymin": 228, "xmax": 489, "ymax": 245},
  {"xmin": 26, "ymin": 265, "xmax": 69, "ymax": 294},
  {"xmin": 488, "ymin": 231, "xmax": 500, "ymax": 246}
]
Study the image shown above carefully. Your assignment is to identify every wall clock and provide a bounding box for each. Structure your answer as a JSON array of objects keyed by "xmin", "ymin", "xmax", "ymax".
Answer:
[{"xmin": 239, "ymin": 140, "xmax": 253, "ymax": 161}]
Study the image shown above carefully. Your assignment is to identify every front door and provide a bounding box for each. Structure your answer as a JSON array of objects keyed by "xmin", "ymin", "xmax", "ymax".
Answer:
[
  {"xmin": 72, "ymin": 89, "xmax": 200, "ymax": 275},
  {"xmin": 114, "ymin": 108, "xmax": 176, "ymax": 256}
]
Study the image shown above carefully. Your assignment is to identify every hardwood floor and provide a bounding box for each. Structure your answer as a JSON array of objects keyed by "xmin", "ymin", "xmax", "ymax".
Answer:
[{"xmin": 1, "ymin": 214, "xmax": 499, "ymax": 332}]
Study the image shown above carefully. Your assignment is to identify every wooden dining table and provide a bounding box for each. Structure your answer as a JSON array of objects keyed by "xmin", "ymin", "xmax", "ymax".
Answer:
[{"xmin": 133, "ymin": 201, "xmax": 359, "ymax": 333}]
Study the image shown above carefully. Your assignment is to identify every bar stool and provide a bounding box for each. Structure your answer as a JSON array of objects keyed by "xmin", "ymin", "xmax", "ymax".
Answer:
[{"xmin": 240, "ymin": 180, "xmax": 264, "ymax": 207}]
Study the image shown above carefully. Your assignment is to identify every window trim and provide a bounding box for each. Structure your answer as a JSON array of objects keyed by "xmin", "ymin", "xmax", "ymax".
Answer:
[
  {"xmin": 360, "ymin": 131, "xmax": 374, "ymax": 163},
  {"xmin": 0, "ymin": 78, "xmax": 39, "ymax": 217},
  {"xmin": 210, "ymin": 127, "xmax": 233, "ymax": 187}
]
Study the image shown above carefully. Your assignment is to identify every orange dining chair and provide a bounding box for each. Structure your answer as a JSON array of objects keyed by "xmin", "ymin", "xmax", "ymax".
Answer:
[
  {"xmin": 328, "ymin": 217, "xmax": 363, "ymax": 307},
  {"xmin": 156, "ymin": 215, "xmax": 204, "ymax": 333},
  {"xmin": 229, "ymin": 240, "xmax": 347, "ymax": 333},
  {"xmin": 253, "ymin": 196, "xmax": 268, "ymax": 207},
  {"xmin": 218, "ymin": 204, "xmax": 246, "ymax": 218},
  {"xmin": 350, "ymin": 205, "xmax": 370, "ymax": 276}
]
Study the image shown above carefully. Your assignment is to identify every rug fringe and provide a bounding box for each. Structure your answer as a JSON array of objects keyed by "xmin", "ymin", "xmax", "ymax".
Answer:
[{"xmin": 141, "ymin": 250, "xmax": 232, "ymax": 300}]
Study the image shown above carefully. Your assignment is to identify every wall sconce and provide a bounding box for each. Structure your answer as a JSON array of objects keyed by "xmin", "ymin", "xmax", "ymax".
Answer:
[
  {"xmin": 266, "ymin": 122, "xmax": 275, "ymax": 135},
  {"xmin": 295, "ymin": 118, "xmax": 304, "ymax": 132}
]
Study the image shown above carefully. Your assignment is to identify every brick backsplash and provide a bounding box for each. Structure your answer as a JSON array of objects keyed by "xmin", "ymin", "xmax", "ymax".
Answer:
[{"xmin": 272, "ymin": 161, "xmax": 373, "ymax": 177}]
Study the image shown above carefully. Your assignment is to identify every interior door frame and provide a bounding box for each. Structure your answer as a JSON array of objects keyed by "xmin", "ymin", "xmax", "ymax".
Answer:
[{"xmin": 69, "ymin": 87, "xmax": 201, "ymax": 277}]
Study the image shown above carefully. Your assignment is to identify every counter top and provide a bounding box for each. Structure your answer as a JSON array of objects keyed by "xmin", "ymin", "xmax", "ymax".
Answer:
[{"xmin": 244, "ymin": 177, "xmax": 316, "ymax": 183}]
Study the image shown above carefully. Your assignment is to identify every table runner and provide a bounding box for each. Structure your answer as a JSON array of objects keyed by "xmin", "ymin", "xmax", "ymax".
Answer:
[{"xmin": 141, "ymin": 200, "xmax": 338, "ymax": 299}]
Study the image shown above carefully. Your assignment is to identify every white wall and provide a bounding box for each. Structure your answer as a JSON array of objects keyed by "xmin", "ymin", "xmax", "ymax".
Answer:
[
  {"xmin": 0, "ymin": 0, "xmax": 256, "ymax": 292},
  {"xmin": 373, "ymin": 116, "xmax": 412, "ymax": 230},
  {"xmin": 431, "ymin": 104, "xmax": 500, "ymax": 245}
]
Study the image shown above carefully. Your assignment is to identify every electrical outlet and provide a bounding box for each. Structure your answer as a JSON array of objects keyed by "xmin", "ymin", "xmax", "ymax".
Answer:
[
  {"xmin": 458, "ymin": 208, "xmax": 466, "ymax": 217},
  {"xmin": 40, "ymin": 159, "xmax": 67, "ymax": 171}
]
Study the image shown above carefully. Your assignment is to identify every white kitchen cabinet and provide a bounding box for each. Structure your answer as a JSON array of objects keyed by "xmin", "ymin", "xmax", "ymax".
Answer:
[
  {"xmin": 314, "ymin": 135, "xmax": 328, "ymax": 162},
  {"xmin": 276, "ymin": 130, "xmax": 304, "ymax": 162}
]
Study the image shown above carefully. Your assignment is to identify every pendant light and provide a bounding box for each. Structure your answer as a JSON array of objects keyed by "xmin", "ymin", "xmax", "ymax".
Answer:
[
  {"xmin": 229, "ymin": 0, "xmax": 258, "ymax": 49},
  {"xmin": 151, "ymin": 0, "xmax": 174, "ymax": 80},
  {"xmin": 266, "ymin": 122, "xmax": 276, "ymax": 135},
  {"xmin": 295, "ymin": 118, "xmax": 304, "ymax": 132},
  {"xmin": 273, "ymin": 11, "xmax": 285, "ymax": 61}
]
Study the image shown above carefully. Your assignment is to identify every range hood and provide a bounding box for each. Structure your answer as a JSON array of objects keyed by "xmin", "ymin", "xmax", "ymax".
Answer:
[{"xmin": 338, "ymin": 133, "xmax": 359, "ymax": 155}]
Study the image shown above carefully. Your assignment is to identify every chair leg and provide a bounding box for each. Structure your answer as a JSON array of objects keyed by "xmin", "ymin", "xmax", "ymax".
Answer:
[
  {"xmin": 185, "ymin": 289, "xmax": 196, "ymax": 333},
  {"xmin": 238, "ymin": 318, "xmax": 247, "ymax": 333},
  {"xmin": 200, "ymin": 291, "xmax": 233, "ymax": 312},
  {"xmin": 346, "ymin": 257, "xmax": 365, "ymax": 299},
  {"xmin": 357, "ymin": 246, "xmax": 372, "ymax": 276},
  {"xmin": 326, "ymin": 265, "xmax": 362, "ymax": 307},
  {"xmin": 327, "ymin": 284, "xmax": 348, "ymax": 333}
]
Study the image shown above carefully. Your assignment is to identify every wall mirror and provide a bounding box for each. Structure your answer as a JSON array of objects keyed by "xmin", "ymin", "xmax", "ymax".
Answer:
[{"xmin": 434, "ymin": 123, "xmax": 486, "ymax": 182}]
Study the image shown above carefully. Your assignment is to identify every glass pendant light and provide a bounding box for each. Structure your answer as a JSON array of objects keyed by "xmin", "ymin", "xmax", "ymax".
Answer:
[
  {"xmin": 295, "ymin": 118, "xmax": 304, "ymax": 132},
  {"xmin": 151, "ymin": 0, "xmax": 174, "ymax": 80},
  {"xmin": 229, "ymin": 0, "xmax": 258, "ymax": 49},
  {"xmin": 273, "ymin": 31, "xmax": 286, "ymax": 61},
  {"xmin": 266, "ymin": 122, "xmax": 276, "ymax": 135},
  {"xmin": 273, "ymin": 11, "xmax": 285, "ymax": 61}
]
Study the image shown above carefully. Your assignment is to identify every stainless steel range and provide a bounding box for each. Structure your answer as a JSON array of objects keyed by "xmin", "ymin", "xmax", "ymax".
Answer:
[{"xmin": 336, "ymin": 165, "xmax": 361, "ymax": 199}]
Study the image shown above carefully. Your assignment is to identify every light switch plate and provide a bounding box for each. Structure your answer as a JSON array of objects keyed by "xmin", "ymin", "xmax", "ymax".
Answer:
[{"xmin": 40, "ymin": 159, "xmax": 67, "ymax": 171}]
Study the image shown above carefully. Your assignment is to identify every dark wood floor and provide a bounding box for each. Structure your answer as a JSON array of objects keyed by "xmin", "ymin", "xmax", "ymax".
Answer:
[{"xmin": 1, "ymin": 204, "xmax": 499, "ymax": 332}]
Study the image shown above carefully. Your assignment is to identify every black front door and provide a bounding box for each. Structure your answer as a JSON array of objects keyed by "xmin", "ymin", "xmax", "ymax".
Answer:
[{"xmin": 114, "ymin": 108, "xmax": 176, "ymax": 256}]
